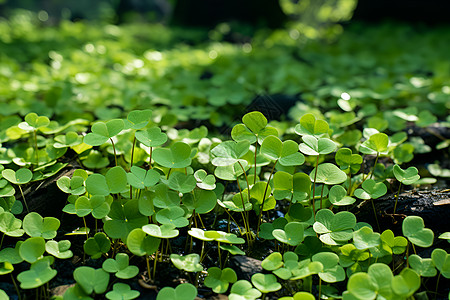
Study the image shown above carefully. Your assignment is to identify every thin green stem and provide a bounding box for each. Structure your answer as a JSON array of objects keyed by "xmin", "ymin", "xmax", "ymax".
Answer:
[
  {"xmin": 82, "ymin": 216, "xmax": 89, "ymax": 240},
  {"xmin": 18, "ymin": 185, "xmax": 29, "ymax": 213},
  {"xmin": 320, "ymin": 184, "xmax": 325, "ymax": 209},
  {"xmin": 347, "ymin": 173, "xmax": 352, "ymax": 195},
  {"xmin": 434, "ymin": 273, "xmax": 441, "ymax": 300},
  {"xmin": 393, "ymin": 182, "xmax": 402, "ymax": 214},
  {"xmin": 11, "ymin": 273, "xmax": 21, "ymax": 300},
  {"xmin": 0, "ymin": 233, "xmax": 4, "ymax": 249},
  {"xmin": 254, "ymin": 142, "xmax": 258, "ymax": 184},
  {"xmin": 33, "ymin": 130, "xmax": 38, "ymax": 168},
  {"xmin": 149, "ymin": 147, "xmax": 153, "ymax": 169},
  {"xmin": 311, "ymin": 155, "xmax": 319, "ymax": 220},
  {"xmin": 237, "ymin": 161, "xmax": 250, "ymax": 200},
  {"xmin": 369, "ymin": 152, "xmax": 379, "ymax": 180},
  {"xmin": 146, "ymin": 255, "xmax": 152, "ymax": 281},
  {"xmin": 130, "ymin": 136, "xmax": 136, "ymax": 168},
  {"xmin": 319, "ymin": 278, "xmax": 322, "ymax": 300},
  {"xmin": 167, "ymin": 168, "xmax": 172, "ymax": 179},
  {"xmin": 256, "ymin": 160, "xmax": 277, "ymax": 237},
  {"xmin": 153, "ymin": 249, "xmax": 158, "ymax": 280},
  {"xmin": 370, "ymin": 198, "xmax": 381, "ymax": 232},
  {"xmin": 109, "ymin": 138, "xmax": 118, "ymax": 166},
  {"xmin": 236, "ymin": 179, "xmax": 250, "ymax": 241},
  {"xmin": 223, "ymin": 210, "xmax": 243, "ymax": 235},
  {"xmin": 218, "ymin": 242, "xmax": 222, "ymax": 269}
]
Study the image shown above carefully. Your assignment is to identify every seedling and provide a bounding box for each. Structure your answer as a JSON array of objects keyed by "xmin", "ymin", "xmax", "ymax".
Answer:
[
  {"xmin": 126, "ymin": 228, "xmax": 161, "ymax": 281},
  {"xmin": 45, "ymin": 240, "xmax": 73, "ymax": 259},
  {"xmin": 19, "ymin": 237, "xmax": 45, "ymax": 263},
  {"xmin": 73, "ymin": 266, "xmax": 110, "ymax": 295},
  {"xmin": 392, "ymin": 164, "xmax": 420, "ymax": 214},
  {"xmin": 0, "ymin": 212, "xmax": 24, "ymax": 247},
  {"xmin": 251, "ymin": 273, "xmax": 282, "ymax": 297},
  {"xmin": 23, "ymin": 212, "xmax": 60, "ymax": 239},
  {"xmin": 402, "ymin": 216, "xmax": 434, "ymax": 248},
  {"xmin": 18, "ymin": 113, "xmax": 50, "ymax": 168},
  {"xmin": 17, "ymin": 256, "xmax": 56, "ymax": 289},
  {"xmin": 408, "ymin": 254, "xmax": 437, "ymax": 277},
  {"xmin": 272, "ymin": 221, "xmax": 305, "ymax": 246},
  {"xmin": 313, "ymin": 209, "xmax": 356, "ymax": 245},
  {"xmin": 352, "ymin": 226, "xmax": 381, "ymax": 250},
  {"xmin": 83, "ymin": 232, "xmax": 111, "ymax": 259},
  {"xmin": 106, "ymin": 283, "xmax": 140, "ymax": 300}
]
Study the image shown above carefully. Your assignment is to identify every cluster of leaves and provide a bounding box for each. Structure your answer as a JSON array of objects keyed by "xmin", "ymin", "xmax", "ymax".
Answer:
[{"xmin": 0, "ymin": 108, "xmax": 448, "ymax": 300}]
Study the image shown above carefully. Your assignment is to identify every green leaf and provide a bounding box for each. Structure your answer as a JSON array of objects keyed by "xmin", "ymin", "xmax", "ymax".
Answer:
[
  {"xmin": 20, "ymin": 113, "xmax": 50, "ymax": 130},
  {"xmin": 104, "ymin": 200, "xmax": 148, "ymax": 240},
  {"xmin": 329, "ymin": 185, "xmax": 355, "ymax": 206},
  {"xmin": 402, "ymin": 216, "xmax": 434, "ymax": 248},
  {"xmin": 204, "ymin": 267, "xmax": 237, "ymax": 293},
  {"xmin": 431, "ymin": 248, "xmax": 450, "ymax": 278},
  {"xmin": 17, "ymin": 257, "xmax": 56, "ymax": 289},
  {"xmin": 310, "ymin": 163, "xmax": 347, "ymax": 185},
  {"xmin": 82, "ymin": 150, "xmax": 110, "ymax": 169},
  {"xmin": 279, "ymin": 140, "xmax": 305, "ymax": 166},
  {"xmin": 126, "ymin": 228, "xmax": 161, "ymax": 256},
  {"xmin": 156, "ymin": 206, "xmax": 189, "ymax": 228},
  {"xmin": 347, "ymin": 263, "xmax": 393, "ymax": 300},
  {"xmin": 299, "ymin": 135, "xmax": 336, "ymax": 156},
  {"xmin": 19, "ymin": 237, "xmax": 46, "ymax": 263},
  {"xmin": 142, "ymin": 224, "xmax": 179, "ymax": 239},
  {"xmin": 229, "ymin": 280, "xmax": 261, "ymax": 300},
  {"xmin": 391, "ymin": 268, "xmax": 420, "ymax": 298},
  {"xmin": 194, "ymin": 169, "xmax": 216, "ymax": 190},
  {"xmin": 53, "ymin": 131, "xmax": 83, "ymax": 148},
  {"xmin": 57, "ymin": 176, "xmax": 85, "ymax": 195},
  {"xmin": 313, "ymin": 209, "xmax": 356, "ymax": 245},
  {"xmin": 295, "ymin": 114, "xmax": 329, "ymax": 137},
  {"xmin": 156, "ymin": 283, "xmax": 197, "ymax": 300},
  {"xmin": 273, "ymin": 222, "xmax": 304, "ymax": 246},
  {"xmin": 353, "ymin": 226, "xmax": 381, "ymax": 250},
  {"xmin": 127, "ymin": 166, "xmax": 159, "ymax": 189},
  {"xmin": 251, "ymin": 273, "xmax": 281, "ymax": 293},
  {"xmin": 85, "ymin": 173, "xmax": 109, "ymax": 196},
  {"xmin": 83, "ymin": 232, "xmax": 111, "ymax": 259},
  {"xmin": 211, "ymin": 140, "xmax": 250, "ymax": 167},
  {"xmin": 45, "ymin": 240, "xmax": 73, "ymax": 259},
  {"xmin": 106, "ymin": 283, "xmax": 140, "ymax": 300},
  {"xmin": 408, "ymin": 254, "xmax": 437, "ymax": 277},
  {"xmin": 393, "ymin": 164, "xmax": 420, "ymax": 185},
  {"xmin": 105, "ymin": 166, "xmax": 128, "ymax": 194},
  {"xmin": 182, "ymin": 189, "xmax": 217, "ymax": 214},
  {"xmin": 126, "ymin": 109, "xmax": 152, "ymax": 130},
  {"xmin": 312, "ymin": 252, "xmax": 345, "ymax": 283},
  {"xmin": 261, "ymin": 252, "xmax": 283, "ymax": 271},
  {"xmin": 167, "ymin": 172, "xmax": 196, "ymax": 193},
  {"xmin": 354, "ymin": 179, "xmax": 387, "ymax": 200},
  {"xmin": 23, "ymin": 212, "xmax": 60, "ymax": 239},
  {"xmin": 170, "ymin": 253, "xmax": 203, "ymax": 272},
  {"xmin": 242, "ymin": 111, "xmax": 268, "ymax": 134},
  {"xmin": 0, "ymin": 212, "xmax": 24, "ymax": 237},
  {"xmin": 102, "ymin": 253, "xmax": 139, "ymax": 279},
  {"xmin": 335, "ymin": 148, "xmax": 362, "ymax": 174},
  {"xmin": 359, "ymin": 132, "xmax": 389, "ymax": 155},
  {"xmin": 2, "ymin": 168, "xmax": 32, "ymax": 185},
  {"xmin": 135, "ymin": 127, "xmax": 167, "ymax": 147},
  {"xmin": 74, "ymin": 266, "xmax": 109, "ymax": 295},
  {"xmin": 75, "ymin": 195, "xmax": 110, "ymax": 219},
  {"xmin": 153, "ymin": 142, "xmax": 192, "ymax": 168}
]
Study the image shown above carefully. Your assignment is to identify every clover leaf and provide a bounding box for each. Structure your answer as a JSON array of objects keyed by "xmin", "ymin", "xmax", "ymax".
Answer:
[
  {"xmin": 17, "ymin": 256, "xmax": 56, "ymax": 289},
  {"xmin": 156, "ymin": 206, "xmax": 189, "ymax": 228},
  {"xmin": 127, "ymin": 166, "xmax": 159, "ymax": 190},
  {"xmin": 170, "ymin": 253, "xmax": 203, "ymax": 272},
  {"xmin": 312, "ymin": 252, "xmax": 345, "ymax": 283},
  {"xmin": 310, "ymin": 163, "xmax": 347, "ymax": 185},
  {"xmin": 251, "ymin": 273, "xmax": 281, "ymax": 293},
  {"xmin": 261, "ymin": 252, "xmax": 283, "ymax": 271},
  {"xmin": 431, "ymin": 248, "xmax": 450, "ymax": 278},
  {"xmin": 335, "ymin": 148, "xmax": 362, "ymax": 174},
  {"xmin": 393, "ymin": 164, "xmax": 420, "ymax": 185},
  {"xmin": 294, "ymin": 113, "xmax": 329, "ymax": 137},
  {"xmin": 83, "ymin": 232, "xmax": 111, "ymax": 259},
  {"xmin": 353, "ymin": 226, "xmax": 381, "ymax": 250},
  {"xmin": 354, "ymin": 179, "xmax": 387, "ymax": 200},
  {"xmin": 204, "ymin": 267, "xmax": 237, "ymax": 293},
  {"xmin": 82, "ymin": 150, "xmax": 109, "ymax": 169},
  {"xmin": 45, "ymin": 240, "xmax": 73, "ymax": 259},
  {"xmin": 19, "ymin": 237, "xmax": 45, "ymax": 263},
  {"xmin": 258, "ymin": 218, "xmax": 288, "ymax": 240},
  {"xmin": 135, "ymin": 127, "xmax": 167, "ymax": 147},
  {"xmin": 167, "ymin": 172, "xmax": 196, "ymax": 193},
  {"xmin": 2, "ymin": 168, "xmax": 32, "ymax": 185},
  {"xmin": 103, "ymin": 200, "xmax": 148, "ymax": 240},
  {"xmin": 272, "ymin": 221, "xmax": 304, "ymax": 246},
  {"xmin": 85, "ymin": 166, "xmax": 128, "ymax": 196},
  {"xmin": 379, "ymin": 229, "xmax": 407, "ymax": 255},
  {"xmin": 19, "ymin": 113, "xmax": 50, "ymax": 131},
  {"xmin": 75, "ymin": 195, "xmax": 110, "ymax": 219},
  {"xmin": 229, "ymin": 280, "xmax": 261, "ymax": 300},
  {"xmin": 106, "ymin": 283, "xmax": 140, "ymax": 300},
  {"xmin": 102, "ymin": 253, "xmax": 139, "ymax": 279},
  {"xmin": 359, "ymin": 132, "xmax": 389, "ymax": 155},
  {"xmin": 153, "ymin": 142, "xmax": 192, "ymax": 168},
  {"xmin": 261, "ymin": 136, "xmax": 305, "ymax": 166},
  {"xmin": 0, "ymin": 241, "xmax": 24, "ymax": 265},
  {"xmin": 214, "ymin": 161, "xmax": 249, "ymax": 180},
  {"xmin": 156, "ymin": 283, "xmax": 197, "ymax": 300},
  {"xmin": 299, "ymin": 135, "xmax": 336, "ymax": 156},
  {"xmin": 23, "ymin": 212, "xmax": 60, "ymax": 239},
  {"xmin": 142, "ymin": 224, "xmax": 179, "ymax": 239},
  {"xmin": 329, "ymin": 185, "xmax": 355, "ymax": 206},
  {"xmin": 126, "ymin": 228, "xmax": 161, "ymax": 256},
  {"xmin": 273, "ymin": 171, "xmax": 310, "ymax": 202},
  {"xmin": 346, "ymin": 263, "xmax": 393, "ymax": 300},
  {"xmin": 402, "ymin": 216, "xmax": 434, "ymax": 248},
  {"xmin": 53, "ymin": 131, "xmax": 83, "ymax": 148},
  {"xmin": 211, "ymin": 140, "xmax": 250, "ymax": 167},
  {"xmin": 0, "ymin": 212, "xmax": 24, "ymax": 237},
  {"xmin": 391, "ymin": 268, "xmax": 420, "ymax": 298},
  {"xmin": 182, "ymin": 189, "xmax": 217, "ymax": 214},
  {"xmin": 83, "ymin": 119, "xmax": 124, "ymax": 146},
  {"xmin": 74, "ymin": 266, "xmax": 110, "ymax": 295},
  {"xmin": 408, "ymin": 254, "xmax": 437, "ymax": 277},
  {"xmin": 126, "ymin": 109, "xmax": 152, "ymax": 130},
  {"xmin": 194, "ymin": 169, "xmax": 216, "ymax": 190},
  {"xmin": 57, "ymin": 175, "xmax": 85, "ymax": 195},
  {"xmin": 313, "ymin": 209, "xmax": 356, "ymax": 245}
]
